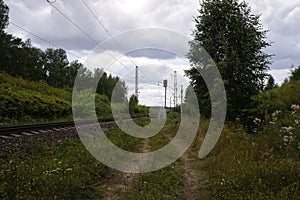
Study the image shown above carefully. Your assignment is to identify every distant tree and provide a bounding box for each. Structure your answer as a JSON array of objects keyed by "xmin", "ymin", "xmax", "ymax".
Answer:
[
  {"xmin": 183, "ymin": 85, "xmax": 200, "ymax": 116},
  {"xmin": 186, "ymin": 0, "xmax": 272, "ymax": 120},
  {"xmin": 289, "ymin": 64, "xmax": 300, "ymax": 82},
  {"xmin": 184, "ymin": 85, "xmax": 197, "ymax": 104},
  {"xmin": 63, "ymin": 60, "xmax": 83, "ymax": 88},
  {"xmin": 111, "ymin": 78, "xmax": 127, "ymax": 103},
  {"xmin": 129, "ymin": 94, "xmax": 138, "ymax": 115},
  {"xmin": 264, "ymin": 75, "xmax": 277, "ymax": 91},
  {"xmin": 282, "ymin": 78, "xmax": 289, "ymax": 85},
  {"xmin": 95, "ymin": 68, "xmax": 107, "ymax": 95},
  {"xmin": 44, "ymin": 48, "xmax": 69, "ymax": 88}
]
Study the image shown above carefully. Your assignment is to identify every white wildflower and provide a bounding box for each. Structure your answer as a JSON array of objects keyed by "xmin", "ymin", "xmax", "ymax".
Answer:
[
  {"xmin": 281, "ymin": 126, "xmax": 294, "ymax": 133},
  {"xmin": 291, "ymin": 104, "xmax": 299, "ymax": 110},
  {"xmin": 283, "ymin": 135, "xmax": 294, "ymax": 144},
  {"xmin": 271, "ymin": 110, "xmax": 281, "ymax": 122},
  {"xmin": 221, "ymin": 178, "xmax": 225, "ymax": 186},
  {"xmin": 283, "ymin": 136, "xmax": 289, "ymax": 143},
  {"xmin": 253, "ymin": 117, "xmax": 261, "ymax": 125}
]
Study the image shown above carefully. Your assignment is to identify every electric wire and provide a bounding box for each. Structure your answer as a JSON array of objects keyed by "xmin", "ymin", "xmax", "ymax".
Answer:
[
  {"xmin": 46, "ymin": 0, "xmax": 133, "ymax": 73},
  {"xmin": 9, "ymin": 21, "xmax": 123, "ymax": 77},
  {"xmin": 80, "ymin": 0, "xmax": 157, "ymax": 82}
]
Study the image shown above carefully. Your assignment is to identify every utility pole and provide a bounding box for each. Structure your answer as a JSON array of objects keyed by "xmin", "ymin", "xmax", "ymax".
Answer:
[
  {"xmin": 135, "ymin": 66, "xmax": 138, "ymax": 99},
  {"xmin": 174, "ymin": 71, "xmax": 177, "ymax": 109},
  {"xmin": 170, "ymin": 96, "xmax": 172, "ymax": 111},
  {"xmin": 163, "ymin": 80, "xmax": 167, "ymax": 108},
  {"xmin": 181, "ymin": 85, "xmax": 183, "ymax": 113}
]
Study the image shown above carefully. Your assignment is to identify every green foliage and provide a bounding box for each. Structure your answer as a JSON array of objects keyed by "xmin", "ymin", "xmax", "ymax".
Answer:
[
  {"xmin": 0, "ymin": 0, "xmax": 8, "ymax": 30},
  {"xmin": 0, "ymin": 85, "xmax": 71, "ymax": 119},
  {"xmin": 122, "ymin": 114, "xmax": 185, "ymax": 199},
  {"xmin": 0, "ymin": 74, "xmax": 72, "ymax": 124},
  {"xmin": 0, "ymin": 117, "xmax": 182, "ymax": 199},
  {"xmin": 0, "ymin": 139, "xmax": 111, "ymax": 199},
  {"xmin": 194, "ymin": 77, "xmax": 300, "ymax": 197},
  {"xmin": 186, "ymin": 0, "xmax": 271, "ymax": 120},
  {"xmin": 264, "ymin": 75, "xmax": 277, "ymax": 91},
  {"xmin": 0, "ymin": 73, "xmax": 112, "ymax": 125},
  {"xmin": 245, "ymin": 79, "xmax": 300, "ymax": 133},
  {"xmin": 197, "ymin": 122, "xmax": 300, "ymax": 199},
  {"xmin": 129, "ymin": 94, "xmax": 138, "ymax": 115},
  {"xmin": 0, "ymin": 73, "xmax": 71, "ymax": 101},
  {"xmin": 123, "ymin": 162, "xmax": 185, "ymax": 200},
  {"xmin": 289, "ymin": 64, "xmax": 300, "ymax": 82}
]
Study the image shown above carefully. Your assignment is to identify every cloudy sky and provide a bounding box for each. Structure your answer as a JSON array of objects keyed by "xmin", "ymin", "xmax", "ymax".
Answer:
[{"xmin": 3, "ymin": 0, "xmax": 300, "ymax": 106}]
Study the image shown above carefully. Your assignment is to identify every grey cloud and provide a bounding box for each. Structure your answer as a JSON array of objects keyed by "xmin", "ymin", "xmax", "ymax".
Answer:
[{"xmin": 3, "ymin": 0, "xmax": 300, "ymax": 85}]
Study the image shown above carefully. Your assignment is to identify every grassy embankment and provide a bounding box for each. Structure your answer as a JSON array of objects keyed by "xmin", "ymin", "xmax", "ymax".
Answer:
[{"xmin": 0, "ymin": 73, "xmax": 111, "ymax": 126}]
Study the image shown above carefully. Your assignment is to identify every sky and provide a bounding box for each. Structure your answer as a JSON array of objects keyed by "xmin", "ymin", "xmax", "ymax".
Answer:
[{"xmin": 3, "ymin": 0, "xmax": 300, "ymax": 106}]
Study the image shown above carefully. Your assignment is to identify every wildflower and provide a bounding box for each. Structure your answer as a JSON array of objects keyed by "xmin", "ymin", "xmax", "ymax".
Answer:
[
  {"xmin": 281, "ymin": 126, "xmax": 294, "ymax": 133},
  {"xmin": 283, "ymin": 135, "xmax": 294, "ymax": 144},
  {"xmin": 271, "ymin": 110, "xmax": 281, "ymax": 122},
  {"xmin": 220, "ymin": 178, "xmax": 225, "ymax": 185},
  {"xmin": 291, "ymin": 104, "xmax": 299, "ymax": 110},
  {"xmin": 283, "ymin": 136, "xmax": 289, "ymax": 143},
  {"xmin": 253, "ymin": 117, "xmax": 261, "ymax": 124}
]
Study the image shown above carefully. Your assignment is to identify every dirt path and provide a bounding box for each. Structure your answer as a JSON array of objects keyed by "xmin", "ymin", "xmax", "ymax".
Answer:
[
  {"xmin": 181, "ymin": 152, "xmax": 198, "ymax": 200},
  {"xmin": 100, "ymin": 138, "xmax": 150, "ymax": 200},
  {"xmin": 165, "ymin": 130, "xmax": 210, "ymax": 200},
  {"xmin": 183, "ymin": 151, "xmax": 211, "ymax": 200}
]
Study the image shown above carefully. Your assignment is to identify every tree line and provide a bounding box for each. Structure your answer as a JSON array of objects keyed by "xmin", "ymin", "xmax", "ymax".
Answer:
[{"xmin": 0, "ymin": 0, "xmax": 126, "ymax": 101}]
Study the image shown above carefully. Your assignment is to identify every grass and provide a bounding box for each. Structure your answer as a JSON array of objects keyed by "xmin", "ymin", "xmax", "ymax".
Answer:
[
  {"xmin": 122, "ymin": 162, "xmax": 185, "ymax": 200},
  {"xmin": 193, "ymin": 119, "xmax": 300, "ymax": 199},
  {"xmin": 0, "ymin": 114, "xmax": 186, "ymax": 199},
  {"xmin": 0, "ymin": 73, "xmax": 113, "ymax": 127},
  {"xmin": 0, "ymin": 118, "xmax": 149, "ymax": 199},
  {"xmin": 4, "ymin": 106, "xmax": 298, "ymax": 199},
  {"xmin": 120, "ymin": 112, "xmax": 186, "ymax": 199},
  {"xmin": 0, "ymin": 139, "xmax": 110, "ymax": 199}
]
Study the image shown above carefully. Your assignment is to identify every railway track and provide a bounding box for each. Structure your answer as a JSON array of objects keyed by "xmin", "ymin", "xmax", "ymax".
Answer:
[{"xmin": 0, "ymin": 115, "xmax": 150, "ymax": 139}]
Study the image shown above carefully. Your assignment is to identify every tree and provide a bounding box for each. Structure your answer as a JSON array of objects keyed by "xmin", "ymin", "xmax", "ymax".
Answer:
[
  {"xmin": 44, "ymin": 48, "xmax": 69, "ymax": 88},
  {"xmin": 66, "ymin": 60, "xmax": 83, "ymax": 87},
  {"xmin": 289, "ymin": 64, "xmax": 300, "ymax": 82},
  {"xmin": 129, "ymin": 94, "xmax": 138, "ymax": 115},
  {"xmin": 186, "ymin": 0, "xmax": 272, "ymax": 120},
  {"xmin": 264, "ymin": 75, "xmax": 277, "ymax": 91},
  {"xmin": 183, "ymin": 85, "xmax": 200, "ymax": 116},
  {"xmin": 0, "ymin": 0, "xmax": 8, "ymax": 31}
]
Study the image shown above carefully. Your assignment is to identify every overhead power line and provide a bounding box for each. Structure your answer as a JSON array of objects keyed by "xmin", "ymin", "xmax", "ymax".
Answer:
[
  {"xmin": 47, "ymin": 0, "xmax": 98, "ymax": 45},
  {"xmin": 80, "ymin": 0, "xmax": 138, "ymax": 67},
  {"xmin": 80, "ymin": 0, "xmax": 154, "ymax": 82},
  {"xmin": 9, "ymin": 21, "xmax": 123, "ymax": 77},
  {"xmin": 46, "ymin": 0, "xmax": 133, "ymax": 73}
]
